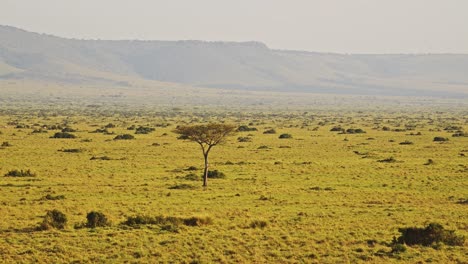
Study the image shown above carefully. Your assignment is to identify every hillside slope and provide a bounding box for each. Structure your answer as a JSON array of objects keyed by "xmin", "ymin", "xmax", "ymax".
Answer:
[{"xmin": 1, "ymin": 25, "xmax": 467, "ymax": 97}]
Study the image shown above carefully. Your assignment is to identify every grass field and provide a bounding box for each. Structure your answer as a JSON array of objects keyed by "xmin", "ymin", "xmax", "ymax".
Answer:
[{"xmin": 0, "ymin": 104, "xmax": 467, "ymax": 263}]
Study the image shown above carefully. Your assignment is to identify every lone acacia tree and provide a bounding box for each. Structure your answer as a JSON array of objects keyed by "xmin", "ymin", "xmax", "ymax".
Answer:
[{"xmin": 174, "ymin": 123, "xmax": 236, "ymax": 187}]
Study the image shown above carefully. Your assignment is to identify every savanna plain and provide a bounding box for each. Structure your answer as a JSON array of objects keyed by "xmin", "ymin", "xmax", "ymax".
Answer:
[{"xmin": 0, "ymin": 98, "xmax": 467, "ymax": 263}]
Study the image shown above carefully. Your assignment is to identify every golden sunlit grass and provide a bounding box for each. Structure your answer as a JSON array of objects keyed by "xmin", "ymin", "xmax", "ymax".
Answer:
[{"xmin": 0, "ymin": 107, "xmax": 466, "ymax": 263}]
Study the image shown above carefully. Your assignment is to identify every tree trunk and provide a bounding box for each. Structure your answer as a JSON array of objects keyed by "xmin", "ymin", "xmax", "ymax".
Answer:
[{"xmin": 203, "ymin": 153, "xmax": 209, "ymax": 187}]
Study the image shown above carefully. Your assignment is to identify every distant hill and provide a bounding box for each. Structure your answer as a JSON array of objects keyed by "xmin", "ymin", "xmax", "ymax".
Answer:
[{"xmin": 1, "ymin": 25, "xmax": 467, "ymax": 97}]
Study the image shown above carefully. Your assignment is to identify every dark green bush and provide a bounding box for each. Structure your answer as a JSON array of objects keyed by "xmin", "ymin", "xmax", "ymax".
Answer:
[
  {"xmin": 60, "ymin": 148, "xmax": 83, "ymax": 153},
  {"xmin": 399, "ymin": 140, "xmax": 413, "ymax": 145},
  {"xmin": 135, "ymin": 126, "xmax": 155, "ymax": 134},
  {"xmin": 114, "ymin": 134, "xmax": 135, "ymax": 140},
  {"xmin": 122, "ymin": 215, "xmax": 212, "ymax": 227},
  {"xmin": 168, "ymin": 183, "xmax": 196, "ymax": 190},
  {"xmin": 249, "ymin": 220, "xmax": 267, "ymax": 229},
  {"xmin": 263, "ymin": 129, "xmax": 276, "ymax": 134},
  {"xmin": 86, "ymin": 211, "xmax": 110, "ymax": 228},
  {"xmin": 183, "ymin": 173, "xmax": 199, "ymax": 181},
  {"xmin": 237, "ymin": 125, "xmax": 258, "ymax": 132},
  {"xmin": 207, "ymin": 170, "xmax": 226, "ymax": 179},
  {"xmin": 4, "ymin": 169, "xmax": 36, "ymax": 177},
  {"xmin": 43, "ymin": 194, "xmax": 65, "ymax": 200},
  {"xmin": 237, "ymin": 136, "xmax": 252, "ymax": 142},
  {"xmin": 433, "ymin": 137, "xmax": 449, "ymax": 142},
  {"xmin": 51, "ymin": 132, "xmax": 76, "ymax": 138},
  {"xmin": 330, "ymin": 126, "xmax": 344, "ymax": 132},
  {"xmin": 396, "ymin": 223, "xmax": 465, "ymax": 246},
  {"xmin": 1, "ymin": 141, "xmax": 12, "ymax": 147},
  {"xmin": 61, "ymin": 127, "xmax": 76, "ymax": 132},
  {"xmin": 38, "ymin": 209, "xmax": 67, "ymax": 230},
  {"xmin": 279, "ymin": 133, "xmax": 292, "ymax": 139},
  {"xmin": 345, "ymin": 128, "xmax": 366, "ymax": 134},
  {"xmin": 378, "ymin": 157, "xmax": 397, "ymax": 163}
]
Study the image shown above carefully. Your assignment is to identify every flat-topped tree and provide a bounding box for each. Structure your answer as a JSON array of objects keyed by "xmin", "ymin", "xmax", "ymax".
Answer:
[{"xmin": 174, "ymin": 123, "xmax": 236, "ymax": 187}]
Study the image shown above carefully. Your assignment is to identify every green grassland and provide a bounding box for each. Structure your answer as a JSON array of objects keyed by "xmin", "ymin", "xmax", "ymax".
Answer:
[{"xmin": 0, "ymin": 104, "xmax": 467, "ymax": 263}]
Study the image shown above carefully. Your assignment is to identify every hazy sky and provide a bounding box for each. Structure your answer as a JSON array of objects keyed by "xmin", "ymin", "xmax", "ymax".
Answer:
[{"xmin": 2, "ymin": 0, "xmax": 468, "ymax": 53}]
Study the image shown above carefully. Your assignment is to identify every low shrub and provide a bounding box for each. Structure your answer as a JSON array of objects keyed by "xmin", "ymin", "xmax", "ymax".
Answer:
[
  {"xmin": 114, "ymin": 134, "xmax": 135, "ymax": 140},
  {"xmin": 183, "ymin": 216, "xmax": 213, "ymax": 226},
  {"xmin": 183, "ymin": 173, "xmax": 199, "ymax": 181},
  {"xmin": 249, "ymin": 220, "xmax": 268, "ymax": 229},
  {"xmin": 399, "ymin": 140, "xmax": 413, "ymax": 145},
  {"xmin": 330, "ymin": 126, "xmax": 343, "ymax": 132},
  {"xmin": 207, "ymin": 170, "xmax": 226, "ymax": 179},
  {"xmin": 168, "ymin": 183, "xmax": 196, "ymax": 190},
  {"xmin": 345, "ymin": 128, "xmax": 366, "ymax": 134},
  {"xmin": 237, "ymin": 125, "xmax": 258, "ymax": 132},
  {"xmin": 43, "ymin": 194, "xmax": 65, "ymax": 200},
  {"xmin": 86, "ymin": 211, "xmax": 110, "ymax": 228},
  {"xmin": 279, "ymin": 133, "xmax": 292, "ymax": 139},
  {"xmin": 60, "ymin": 148, "xmax": 83, "ymax": 153},
  {"xmin": 1, "ymin": 141, "xmax": 12, "ymax": 147},
  {"xmin": 4, "ymin": 169, "xmax": 36, "ymax": 177},
  {"xmin": 378, "ymin": 157, "xmax": 397, "ymax": 163},
  {"xmin": 122, "ymin": 215, "xmax": 212, "ymax": 227},
  {"xmin": 135, "ymin": 126, "xmax": 155, "ymax": 134},
  {"xmin": 51, "ymin": 132, "xmax": 76, "ymax": 139},
  {"xmin": 90, "ymin": 156, "xmax": 112, "ymax": 160},
  {"xmin": 237, "ymin": 136, "xmax": 252, "ymax": 142},
  {"xmin": 433, "ymin": 137, "xmax": 449, "ymax": 142},
  {"xmin": 395, "ymin": 223, "xmax": 465, "ymax": 246},
  {"xmin": 263, "ymin": 129, "xmax": 276, "ymax": 134},
  {"xmin": 38, "ymin": 209, "xmax": 67, "ymax": 230},
  {"xmin": 61, "ymin": 127, "xmax": 76, "ymax": 132}
]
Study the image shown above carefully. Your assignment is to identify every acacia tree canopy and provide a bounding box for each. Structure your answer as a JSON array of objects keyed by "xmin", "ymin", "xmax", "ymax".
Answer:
[{"xmin": 174, "ymin": 123, "xmax": 236, "ymax": 187}]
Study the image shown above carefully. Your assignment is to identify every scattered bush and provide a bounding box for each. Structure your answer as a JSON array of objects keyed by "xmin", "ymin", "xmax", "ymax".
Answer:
[
  {"xmin": 378, "ymin": 157, "xmax": 397, "ymax": 163},
  {"xmin": 122, "ymin": 215, "xmax": 212, "ymax": 227},
  {"xmin": 237, "ymin": 125, "xmax": 258, "ymax": 132},
  {"xmin": 395, "ymin": 223, "xmax": 465, "ymax": 246},
  {"xmin": 90, "ymin": 156, "xmax": 112, "ymax": 160},
  {"xmin": 278, "ymin": 133, "xmax": 292, "ymax": 139},
  {"xmin": 237, "ymin": 136, "xmax": 252, "ymax": 142},
  {"xmin": 433, "ymin": 137, "xmax": 449, "ymax": 142},
  {"xmin": 183, "ymin": 216, "xmax": 213, "ymax": 226},
  {"xmin": 207, "ymin": 170, "xmax": 226, "ymax": 179},
  {"xmin": 60, "ymin": 148, "xmax": 83, "ymax": 153},
  {"xmin": 452, "ymin": 131, "xmax": 466, "ymax": 137},
  {"xmin": 345, "ymin": 128, "xmax": 366, "ymax": 134},
  {"xmin": 399, "ymin": 140, "xmax": 413, "ymax": 145},
  {"xmin": 168, "ymin": 183, "xmax": 196, "ymax": 190},
  {"xmin": 1, "ymin": 141, "xmax": 12, "ymax": 147},
  {"xmin": 51, "ymin": 132, "xmax": 76, "ymax": 139},
  {"xmin": 263, "ymin": 129, "xmax": 276, "ymax": 134},
  {"xmin": 32, "ymin": 129, "xmax": 47, "ymax": 133},
  {"xmin": 42, "ymin": 194, "xmax": 65, "ymax": 200},
  {"xmin": 61, "ymin": 127, "xmax": 76, "ymax": 133},
  {"xmin": 186, "ymin": 166, "xmax": 198, "ymax": 171},
  {"xmin": 330, "ymin": 126, "xmax": 343, "ymax": 132},
  {"xmin": 86, "ymin": 211, "xmax": 110, "ymax": 228},
  {"xmin": 4, "ymin": 169, "xmax": 36, "ymax": 177},
  {"xmin": 90, "ymin": 128, "xmax": 110, "ymax": 134},
  {"xmin": 183, "ymin": 173, "xmax": 199, "ymax": 181},
  {"xmin": 114, "ymin": 134, "xmax": 135, "ymax": 140},
  {"xmin": 257, "ymin": 145, "xmax": 269, "ymax": 149},
  {"xmin": 104, "ymin": 123, "xmax": 115, "ymax": 128},
  {"xmin": 424, "ymin": 159, "xmax": 434, "ymax": 165},
  {"xmin": 249, "ymin": 220, "xmax": 268, "ymax": 229},
  {"xmin": 38, "ymin": 209, "xmax": 67, "ymax": 230},
  {"xmin": 135, "ymin": 126, "xmax": 155, "ymax": 134}
]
